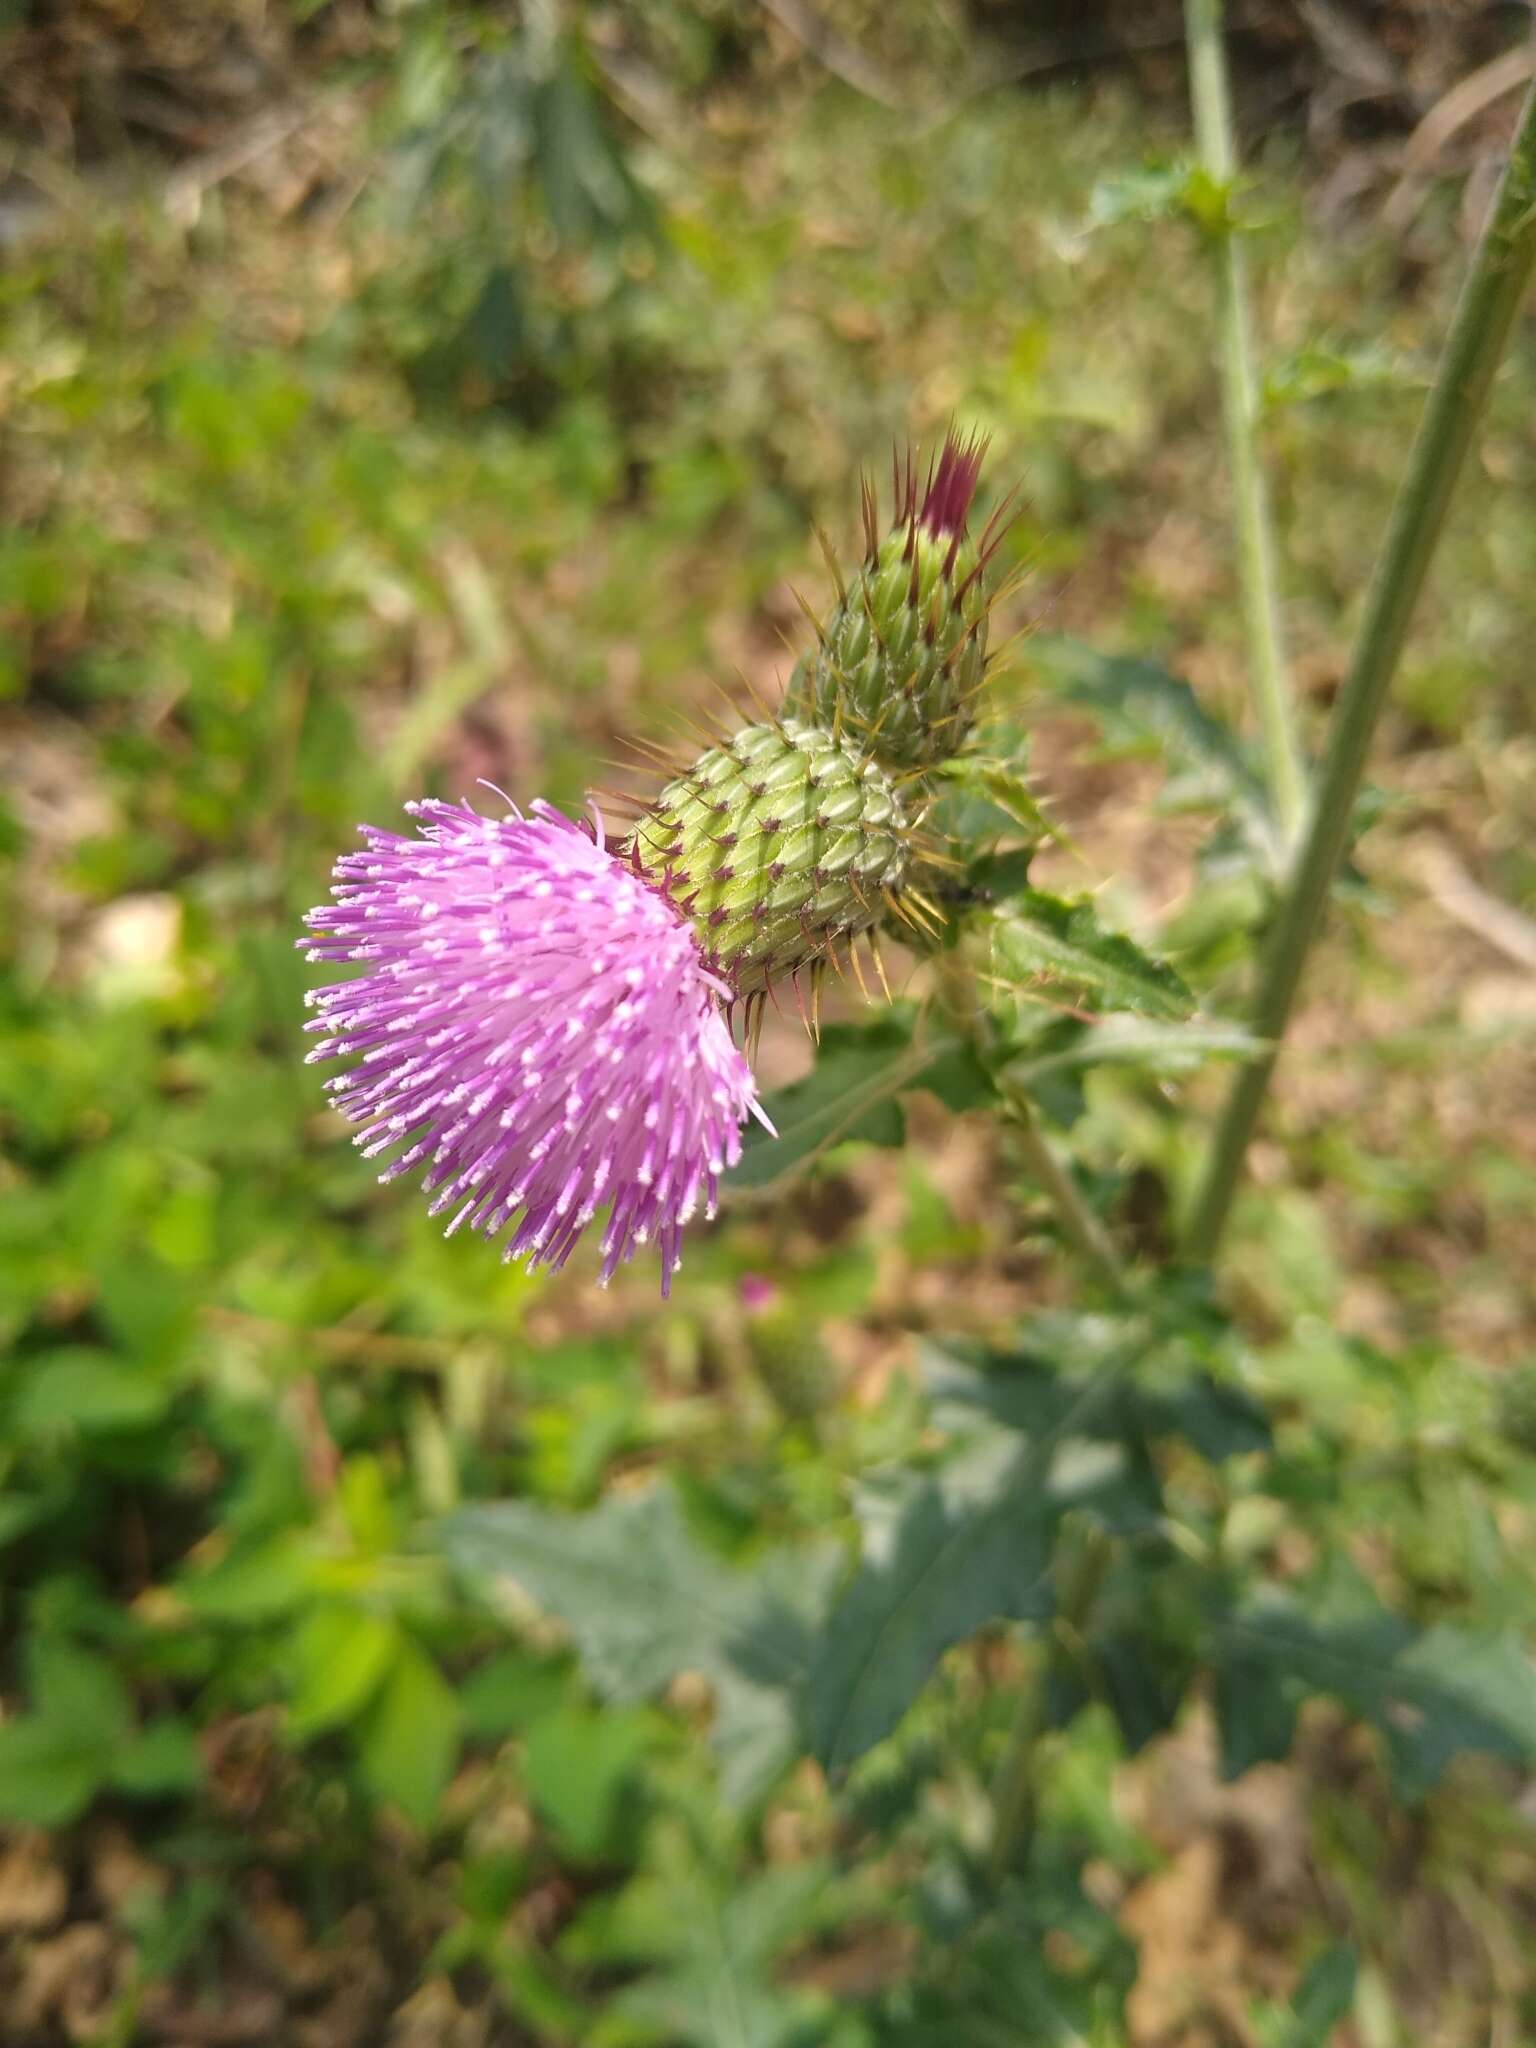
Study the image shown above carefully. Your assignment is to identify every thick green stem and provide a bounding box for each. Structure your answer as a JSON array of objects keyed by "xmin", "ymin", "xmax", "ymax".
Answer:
[
  {"xmin": 1187, "ymin": 79, "xmax": 1536, "ymax": 1261},
  {"xmin": 1184, "ymin": 0, "xmax": 1308, "ymax": 842}
]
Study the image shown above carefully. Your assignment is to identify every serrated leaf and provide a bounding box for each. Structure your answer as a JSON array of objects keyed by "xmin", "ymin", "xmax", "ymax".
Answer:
[
  {"xmin": 1264, "ymin": 338, "xmax": 1418, "ymax": 411},
  {"xmin": 808, "ymin": 1441, "xmax": 1060, "ymax": 1774},
  {"xmin": 930, "ymin": 753, "xmax": 1052, "ymax": 843},
  {"xmin": 1087, "ymin": 158, "xmax": 1241, "ymax": 233},
  {"xmin": 989, "ymin": 894, "xmax": 1194, "ymax": 1022},
  {"xmin": 1032, "ymin": 635, "xmax": 1275, "ymax": 855},
  {"xmin": 924, "ymin": 1346, "xmax": 1270, "ymax": 1463},
  {"xmin": 808, "ymin": 1414, "xmax": 1153, "ymax": 1773},
  {"xmin": 586, "ymin": 1830, "xmax": 831, "ymax": 2048},
  {"xmin": 725, "ymin": 1011, "xmax": 961, "ymax": 1198},
  {"xmin": 443, "ymin": 1486, "xmax": 833, "ymax": 1803},
  {"xmin": 1213, "ymin": 1600, "xmax": 1536, "ymax": 1795}
]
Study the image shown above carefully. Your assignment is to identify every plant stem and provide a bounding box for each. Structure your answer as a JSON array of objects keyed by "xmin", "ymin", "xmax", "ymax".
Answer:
[
  {"xmin": 1004, "ymin": 1089, "xmax": 1133, "ymax": 1302},
  {"xmin": 986, "ymin": 1357, "xmax": 1140, "ymax": 1883},
  {"xmin": 1184, "ymin": 0, "xmax": 1308, "ymax": 843},
  {"xmin": 987, "ymin": 1656, "xmax": 1046, "ymax": 1882},
  {"xmin": 1187, "ymin": 78, "xmax": 1536, "ymax": 1262},
  {"xmin": 936, "ymin": 947, "xmax": 1135, "ymax": 1298}
]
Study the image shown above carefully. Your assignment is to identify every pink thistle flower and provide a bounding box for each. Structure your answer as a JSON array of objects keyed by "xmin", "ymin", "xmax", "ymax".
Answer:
[{"xmin": 301, "ymin": 796, "xmax": 765, "ymax": 1294}]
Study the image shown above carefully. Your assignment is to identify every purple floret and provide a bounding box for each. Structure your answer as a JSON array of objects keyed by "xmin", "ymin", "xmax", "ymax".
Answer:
[{"xmin": 301, "ymin": 796, "xmax": 763, "ymax": 1293}]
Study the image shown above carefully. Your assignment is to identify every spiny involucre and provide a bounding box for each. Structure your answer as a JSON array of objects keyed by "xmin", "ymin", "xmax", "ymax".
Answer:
[
  {"xmin": 788, "ymin": 431, "xmax": 1011, "ymax": 772},
  {"xmin": 629, "ymin": 718, "xmax": 911, "ymax": 1002},
  {"xmin": 301, "ymin": 798, "xmax": 763, "ymax": 1294}
]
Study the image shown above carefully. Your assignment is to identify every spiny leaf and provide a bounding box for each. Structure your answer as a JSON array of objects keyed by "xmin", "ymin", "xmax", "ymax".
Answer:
[
  {"xmin": 928, "ymin": 750, "xmax": 1053, "ymax": 844},
  {"xmin": 1032, "ymin": 635, "xmax": 1270, "ymax": 832},
  {"xmin": 989, "ymin": 893, "xmax": 1195, "ymax": 1022},
  {"xmin": 808, "ymin": 1357, "xmax": 1159, "ymax": 1773},
  {"xmin": 1213, "ymin": 1598, "xmax": 1536, "ymax": 1796},
  {"xmin": 443, "ymin": 1485, "xmax": 833, "ymax": 1804}
]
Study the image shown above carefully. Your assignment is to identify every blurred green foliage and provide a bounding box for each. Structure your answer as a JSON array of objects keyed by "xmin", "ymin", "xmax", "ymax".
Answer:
[{"xmin": 3, "ymin": 2, "xmax": 1536, "ymax": 2042}]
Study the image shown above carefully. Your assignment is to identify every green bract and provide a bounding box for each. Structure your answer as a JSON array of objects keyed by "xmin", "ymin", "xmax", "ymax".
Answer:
[
  {"xmin": 631, "ymin": 719, "xmax": 910, "ymax": 995},
  {"xmin": 786, "ymin": 435, "xmax": 1000, "ymax": 771},
  {"xmin": 790, "ymin": 520, "xmax": 990, "ymax": 770}
]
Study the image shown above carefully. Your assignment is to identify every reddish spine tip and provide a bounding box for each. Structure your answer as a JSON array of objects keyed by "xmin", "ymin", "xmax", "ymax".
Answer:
[{"xmin": 918, "ymin": 428, "xmax": 988, "ymax": 540}]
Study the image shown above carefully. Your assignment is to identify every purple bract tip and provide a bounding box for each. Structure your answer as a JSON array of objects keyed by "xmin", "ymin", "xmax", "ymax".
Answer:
[
  {"xmin": 919, "ymin": 430, "xmax": 987, "ymax": 540},
  {"xmin": 301, "ymin": 797, "xmax": 761, "ymax": 1294}
]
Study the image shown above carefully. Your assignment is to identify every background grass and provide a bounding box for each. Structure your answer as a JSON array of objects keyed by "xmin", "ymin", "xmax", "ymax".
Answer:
[{"xmin": 3, "ymin": 4, "xmax": 1536, "ymax": 2042}]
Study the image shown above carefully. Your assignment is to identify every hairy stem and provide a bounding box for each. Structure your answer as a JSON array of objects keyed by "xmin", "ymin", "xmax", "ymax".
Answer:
[
  {"xmin": 1187, "ymin": 79, "xmax": 1536, "ymax": 1261},
  {"xmin": 1184, "ymin": 0, "xmax": 1308, "ymax": 842},
  {"xmin": 1004, "ymin": 1088, "xmax": 1133, "ymax": 1301},
  {"xmin": 935, "ymin": 946, "xmax": 1134, "ymax": 1295}
]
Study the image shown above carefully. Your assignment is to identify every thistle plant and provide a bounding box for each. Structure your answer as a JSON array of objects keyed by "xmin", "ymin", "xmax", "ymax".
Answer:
[{"xmin": 309, "ymin": 67, "xmax": 1536, "ymax": 1970}]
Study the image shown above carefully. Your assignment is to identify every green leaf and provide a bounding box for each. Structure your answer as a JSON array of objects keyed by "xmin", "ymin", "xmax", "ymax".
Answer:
[
  {"xmin": 580, "ymin": 1824, "xmax": 832, "ymax": 2048},
  {"xmin": 1001, "ymin": 1014, "xmax": 1266, "ymax": 1088},
  {"xmin": 726, "ymin": 1011, "xmax": 962, "ymax": 1198},
  {"xmin": 807, "ymin": 1414, "xmax": 1157, "ymax": 1775},
  {"xmin": 1284, "ymin": 1946, "xmax": 1358, "ymax": 2047},
  {"xmin": 988, "ymin": 894, "xmax": 1195, "ymax": 1022},
  {"xmin": 29, "ymin": 1637, "xmax": 135, "ymax": 1747},
  {"xmin": 356, "ymin": 1641, "xmax": 461, "ymax": 1830},
  {"xmin": 175, "ymin": 1533, "xmax": 318, "ymax": 1622},
  {"xmin": 925, "ymin": 1346, "xmax": 1270, "ymax": 1463},
  {"xmin": 11, "ymin": 1348, "xmax": 173, "ymax": 1437},
  {"xmin": 459, "ymin": 1649, "xmax": 572, "ymax": 1739},
  {"xmin": 1032, "ymin": 636, "xmax": 1274, "ymax": 849},
  {"xmin": 444, "ymin": 1486, "xmax": 834, "ymax": 1803},
  {"xmin": 111, "ymin": 1717, "xmax": 203, "ymax": 1798},
  {"xmin": 522, "ymin": 1704, "xmax": 653, "ymax": 1862},
  {"xmin": 286, "ymin": 1607, "xmax": 400, "ymax": 1741},
  {"xmin": 1264, "ymin": 339, "xmax": 1417, "ymax": 411},
  {"xmin": 808, "ymin": 1441, "xmax": 1053, "ymax": 1773},
  {"xmin": 0, "ymin": 1719, "xmax": 101, "ymax": 1827},
  {"xmin": 1086, "ymin": 157, "xmax": 1245, "ymax": 234},
  {"xmin": 1213, "ymin": 1600, "xmax": 1536, "ymax": 1795},
  {"xmin": 929, "ymin": 752, "xmax": 1052, "ymax": 844}
]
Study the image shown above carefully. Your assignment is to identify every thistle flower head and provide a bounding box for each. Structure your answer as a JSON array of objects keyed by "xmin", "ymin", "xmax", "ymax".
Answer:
[{"xmin": 301, "ymin": 797, "xmax": 761, "ymax": 1294}]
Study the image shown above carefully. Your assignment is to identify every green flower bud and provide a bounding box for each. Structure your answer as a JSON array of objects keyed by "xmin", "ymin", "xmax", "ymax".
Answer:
[
  {"xmin": 788, "ymin": 433, "xmax": 1004, "ymax": 771},
  {"xmin": 740, "ymin": 1274, "xmax": 833, "ymax": 1419},
  {"xmin": 631, "ymin": 718, "xmax": 909, "ymax": 997}
]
